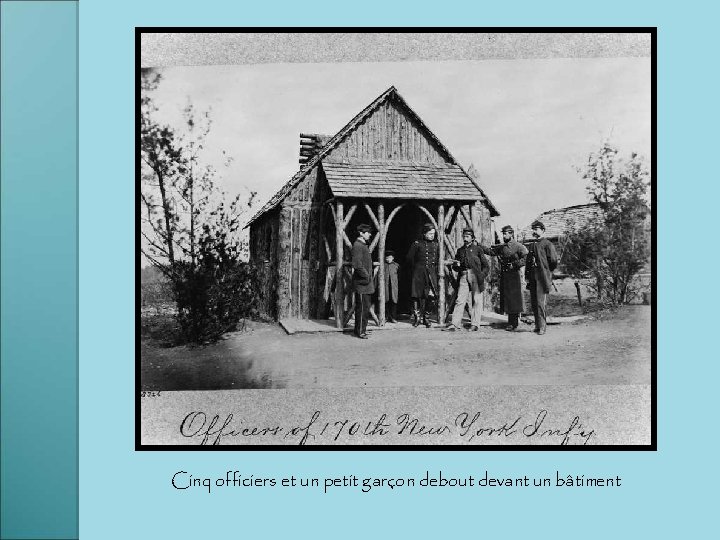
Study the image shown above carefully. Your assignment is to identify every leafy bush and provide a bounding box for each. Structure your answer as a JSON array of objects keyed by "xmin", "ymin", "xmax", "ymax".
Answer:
[
  {"xmin": 140, "ymin": 69, "xmax": 259, "ymax": 343},
  {"xmin": 563, "ymin": 143, "xmax": 650, "ymax": 306},
  {"xmin": 172, "ymin": 229, "xmax": 259, "ymax": 344}
]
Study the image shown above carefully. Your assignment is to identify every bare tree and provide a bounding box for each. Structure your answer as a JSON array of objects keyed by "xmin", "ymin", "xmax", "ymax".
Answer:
[
  {"xmin": 140, "ymin": 68, "xmax": 185, "ymax": 270},
  {"xmin": 140, "ymin": 70, "xmax": 256, "ymax": 272}
]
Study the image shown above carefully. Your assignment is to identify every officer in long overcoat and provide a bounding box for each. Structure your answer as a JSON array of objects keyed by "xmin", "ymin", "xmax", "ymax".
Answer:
[
  {"xmin": 405, "ymin": 223, "xmax": 439, "ymax": 327},
  {"xmin": 481, "ymin": 225, "xmax": 528, "ymax": 331},
  {"xmin": 525, "ymin": 220, "xmax": 558, "ymax": 335},
  {"xmin": 351, "ymin": 223, "xmax": 375, "ymax": 339}
]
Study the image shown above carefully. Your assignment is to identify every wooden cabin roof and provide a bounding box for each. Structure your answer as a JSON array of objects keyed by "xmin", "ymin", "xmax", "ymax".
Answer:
[
  {"xmin": 246, "ymin": 86, "xmax": 499, "ymax": 227},
  {"xmin": 323, "ymin": 161, "xmax": 484, "ymax": 200}
]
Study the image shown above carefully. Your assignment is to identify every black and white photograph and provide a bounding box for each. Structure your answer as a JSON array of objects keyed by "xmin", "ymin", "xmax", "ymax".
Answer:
[{"xmin": 138, "ymin": 30, "xmax": 655, "ymax": 447}]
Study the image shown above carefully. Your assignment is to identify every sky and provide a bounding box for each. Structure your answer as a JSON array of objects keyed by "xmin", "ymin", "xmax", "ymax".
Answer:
[{"xmin": 148, "ymin": 57, "xmax": 651, "ymax": 232}]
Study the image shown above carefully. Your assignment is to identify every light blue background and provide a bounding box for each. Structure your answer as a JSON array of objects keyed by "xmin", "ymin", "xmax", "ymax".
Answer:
[{"xmin": 78, "ymin": 1, "xmax": 716, "ymax": 539}]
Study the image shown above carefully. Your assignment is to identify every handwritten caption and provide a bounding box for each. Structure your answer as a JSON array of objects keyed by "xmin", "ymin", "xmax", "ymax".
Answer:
[
  {"xmin": 178, "ymin": 409, "xmax": 596, "ymax": 445},
  {"xmin": 171, "ymin": 470, "xmax": 622, "ymax": 494}
]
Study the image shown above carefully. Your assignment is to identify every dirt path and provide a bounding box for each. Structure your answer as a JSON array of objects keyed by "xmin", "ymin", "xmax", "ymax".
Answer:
[{"xmin": 141, "ymin": 306, "xmax": 651, "ymax": 390}]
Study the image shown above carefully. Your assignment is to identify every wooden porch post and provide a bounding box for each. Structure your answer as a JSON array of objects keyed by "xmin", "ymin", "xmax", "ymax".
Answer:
[
  {"xmin": 468, "ymin": 203, "xmax": 476, "ymax": 239},
  {"xmin": 438, "ymin": 203, "xmax": 446, "ymax": 325},
  {"xmin": 334, "ymin": 200, "xmax": 345, "ymax": 328},
  {"xmin": 377, "ymin": 202, "xmax": 386, "ymax": 325}
]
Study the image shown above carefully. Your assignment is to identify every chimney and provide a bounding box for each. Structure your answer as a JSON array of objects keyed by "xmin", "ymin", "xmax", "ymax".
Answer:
[{"xmin": 299, "ymin": 133, "xmax": 331, "ymax": 165}]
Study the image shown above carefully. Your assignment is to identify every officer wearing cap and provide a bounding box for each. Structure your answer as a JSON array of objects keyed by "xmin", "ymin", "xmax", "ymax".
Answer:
[
  {"xmin": 351, "ymin": 223, "xmax": 375, "ymax": 339},
  {"xmin": 406, "ymin": 223, "xmax": 439, "ymax": 327},
  {"xmin": 443, "ymin": 228, "xmax": 489, "ymax": 332},
  {"xmin": 481, "ymin": 225, "xmax": 528, "ymax": 331},
  {"xmin": 525, "ymin": 220, "xmax": 558, "ymax": 335}
]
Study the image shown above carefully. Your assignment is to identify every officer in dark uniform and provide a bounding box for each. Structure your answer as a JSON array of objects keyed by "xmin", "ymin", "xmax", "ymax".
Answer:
[
  {"xmin": 351, "ymin": 223, "xmax": 375, "ymax": 339},
  {"xmin": 444, "ymin": 228, "xmax": 489, "ymax": 331},
  {"xmin": 525, "ymin": 220, "xmax": 558, "ymax": 335},
  {"xmin": 406, "ymin": 223, "xmax": 439, "ymax": 328},
  {"xmin": 481, "ymin": 225, "xmax": 529, "ymax": 331}
]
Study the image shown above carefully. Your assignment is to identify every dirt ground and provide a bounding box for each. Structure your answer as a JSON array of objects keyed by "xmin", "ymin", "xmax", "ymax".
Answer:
[{"xmin": 140, "ymin": 305, "xmax": 652, "ymax": 390}]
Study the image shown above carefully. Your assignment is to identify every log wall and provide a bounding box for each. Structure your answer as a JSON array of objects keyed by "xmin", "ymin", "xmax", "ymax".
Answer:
[
  {"xmin": 249, "ymin": 209, "xmax": 280, "ymax": 319},
  {"xmin": 272, "ymin": 168, "xmax": 331, "ymax": 319}
]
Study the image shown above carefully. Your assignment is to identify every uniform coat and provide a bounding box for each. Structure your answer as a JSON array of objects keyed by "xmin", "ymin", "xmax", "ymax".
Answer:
[
  {"xmin": 483, "ymin": 240, "xmax": 528, "ymax": 314},
  {"xmin": 351, "ymin": 238, "xmax": 374, "ymax": 336},
  {"xmin": 452, "ymin": 243, "xmax": 489, "ymax": 291},
  {"xmin": 383, "ymin": 261, "xmax": 400, "ymax": 303},
  {"xmin": 525, "ymin": 237, "xmax": 558, "ymax": 333},
  {"xmin": 525, "ymin": 238, "xmax": 558, "ymax": 293},
  {"xmin": 406, "ymin": 238, "xmax": 439, "ymax": 298},
  {"xmin": 351, "ymin": 239, "xmax": 375, "ymax": 295},
  {"xmin": 449, "ymin": 243, "xmax": 489, "ymax": 328}
]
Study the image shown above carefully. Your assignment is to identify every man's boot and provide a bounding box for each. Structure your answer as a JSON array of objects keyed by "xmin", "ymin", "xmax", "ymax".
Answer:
[
  {"xmin": 411, "ymin": 299, "xmax": 421, "ymax": 327},
  {"xmin": 420, "ymin": 298, "xmax": 431, "ymax": 328}
]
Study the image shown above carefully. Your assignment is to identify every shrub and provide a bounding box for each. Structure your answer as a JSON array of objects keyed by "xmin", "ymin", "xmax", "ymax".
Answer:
[
  {"xmin": 563, "ymin": 143, "xmax": 650, "ymax": 305},
  {"xmin": 171, "ymin": 230, "xmax": 259, "ymax": 344}
]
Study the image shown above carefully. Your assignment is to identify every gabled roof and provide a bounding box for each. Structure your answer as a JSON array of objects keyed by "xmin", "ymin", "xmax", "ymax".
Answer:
[
  {"xmin": 246, "ymin": 86, "xmax": 499, "ymax": 227},
  {"xmin": 521, "ymin": 203, "xmax": 604, "ymax": 240}
]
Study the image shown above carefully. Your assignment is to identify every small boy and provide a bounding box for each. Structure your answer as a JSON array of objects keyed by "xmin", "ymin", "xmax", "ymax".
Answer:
[{"xmin": 384, "ymin": 250, "xmax": 400, "ymax": 323}]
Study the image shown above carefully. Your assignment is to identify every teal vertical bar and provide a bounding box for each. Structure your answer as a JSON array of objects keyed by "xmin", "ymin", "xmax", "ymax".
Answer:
[{"xmin": 1, "ymin": 1, "xmax": 78, "ymax": 539}]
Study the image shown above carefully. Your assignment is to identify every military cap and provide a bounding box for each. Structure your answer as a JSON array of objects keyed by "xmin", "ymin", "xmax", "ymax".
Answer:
[
  {"xmin": 356, "ymin": 223, "xmax": 372, "ymax": 234},
  {"xmin": 531, "ymin": 220, "xmax": 545, "ymax": 231},
  {"xmin": 422, "ymin": 223, "xmax": 436, "ymax": 233},
  {"xmin": 385, "ymin": 249, "xmax": 395, "ymax": 256},
  {"xmin": 501, "ymin": 225, "xmax": 514, "ymax": 234},
  {"xmin": 462, "ymin": 228, "xmax": 475, "ymax": 238}
]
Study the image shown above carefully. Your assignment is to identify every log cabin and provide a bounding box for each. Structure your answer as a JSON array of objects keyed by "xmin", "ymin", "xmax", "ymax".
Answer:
[{"xmin": 246, "ymin": 86, "xmax": 500, "ymax": 328}]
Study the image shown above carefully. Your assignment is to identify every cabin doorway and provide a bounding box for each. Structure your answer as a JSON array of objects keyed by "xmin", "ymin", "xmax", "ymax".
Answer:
[{"xmin": 384, "ymin": 204, "xmax": 428, "ymax": 316}]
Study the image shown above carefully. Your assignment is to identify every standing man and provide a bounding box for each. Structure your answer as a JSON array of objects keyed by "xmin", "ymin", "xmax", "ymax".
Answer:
[
  {"xmin": 351, "ymin": 223, "xmax": 375, "ymax": 339},
  {"xmin": 482, "ymin": 225, "xmax": 528, "ymax": 331},
  {"xmin": 525, "ymin": 220, "xmax": 558, "ymax": 335},
  {"xmin": 443, "ymin": 228, "xmax": 489, "ymax": 332},
  {"xmin": 383, "ymin": 250, "xmax": 400, "ymax": 323},
  {"xmin": 406, "ymin": 223, "xmax": 439, "ymax": 328}
]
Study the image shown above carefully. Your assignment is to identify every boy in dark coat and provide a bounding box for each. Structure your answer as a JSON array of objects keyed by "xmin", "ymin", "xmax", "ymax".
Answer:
[
  {"xmin": 444, "ymin": 228, "xmax": 489, "ymax": 331},
  {"xmin": 481, "ymin": 225, "xmax": 528, "ymax": 331},
  {"xmin": 351, "ymin": 223, "xmax": 375, "ymax": 339},
  {"xmin": 406, "ymin": 223, "xmax": 439, "ymax": 327},
  {"xmin": 525, "ymin": 220, "xmax": 558, "ymax": 335},
  {"xmin": 383, "ymin": 250, "xmax": 400, "ymax": 323}
]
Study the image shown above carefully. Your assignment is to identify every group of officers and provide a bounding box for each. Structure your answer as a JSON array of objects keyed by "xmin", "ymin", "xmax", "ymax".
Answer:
[{"xmin": 350, "ymin": 220, "xmax": 558, "ymax": 339}]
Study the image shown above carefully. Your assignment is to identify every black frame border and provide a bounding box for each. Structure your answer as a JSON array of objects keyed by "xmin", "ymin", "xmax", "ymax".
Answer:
[{"xmin": 135, "ymin": 27, "xmax": 657, "ymax": 452}]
